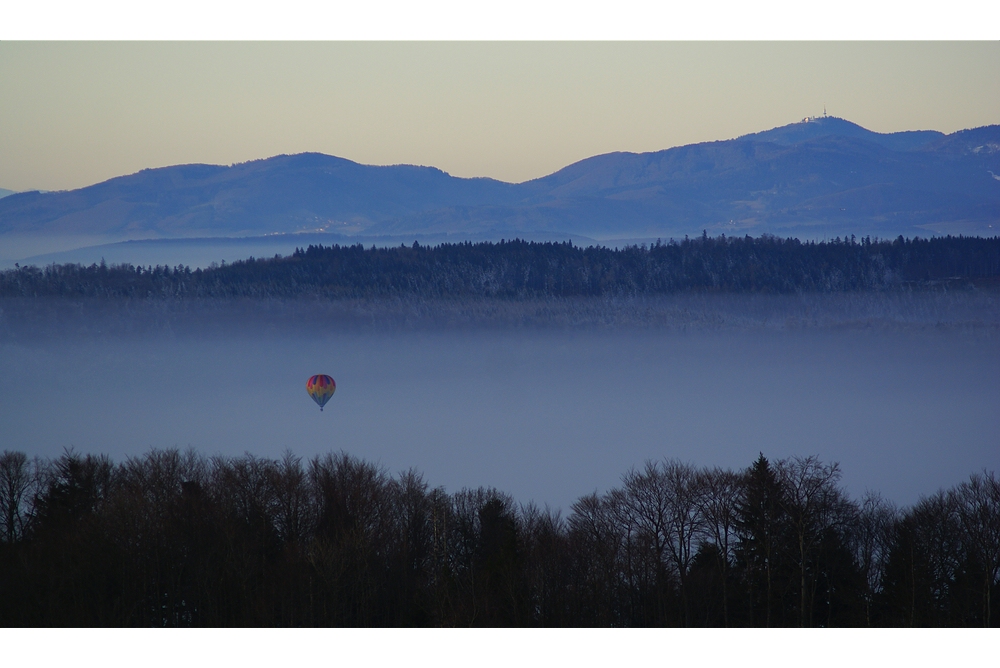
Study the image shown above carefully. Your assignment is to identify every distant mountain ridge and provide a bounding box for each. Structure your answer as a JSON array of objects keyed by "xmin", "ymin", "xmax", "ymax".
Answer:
[
  {"xmin": 2, "ymin": 116, "xmax": 998, "ymax": 245},
  {"xmin": 738, "ymin": 115, "xmax": 946, "ymax": 151}
]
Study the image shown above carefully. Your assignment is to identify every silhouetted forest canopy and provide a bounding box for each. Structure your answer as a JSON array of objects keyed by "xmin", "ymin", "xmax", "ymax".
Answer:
[
  {"xmin": 1, "ymin": 448, "xmax": 996, "ymax": 627},
  {"xmin": 3, "ymin": 234, "xmax": 1000, "ymax": 300}
]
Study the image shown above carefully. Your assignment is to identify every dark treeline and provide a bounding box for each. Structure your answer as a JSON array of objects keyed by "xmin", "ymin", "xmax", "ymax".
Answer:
[
  {"xmin": 4, "ymin": 234, "xmax": 1000, "ymax": 300},
  {"xmin": 1, "ymin": 448, "xmax": 996, "ymax": 627}
]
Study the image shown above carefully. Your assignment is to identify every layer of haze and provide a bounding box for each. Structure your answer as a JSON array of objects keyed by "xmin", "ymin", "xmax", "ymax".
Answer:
[
  {"xmin": 1, "ymin": 299, "xmax": 997, "ymax": 513},
  {"xmin": 2, "ymin": 41, "xmax": 999, "ymax": 192}
]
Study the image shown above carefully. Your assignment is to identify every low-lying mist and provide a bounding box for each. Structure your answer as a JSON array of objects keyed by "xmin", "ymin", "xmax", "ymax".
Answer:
[{"xmin": 1, "ymin": 293, "xmax": 997, "ymax": 512}]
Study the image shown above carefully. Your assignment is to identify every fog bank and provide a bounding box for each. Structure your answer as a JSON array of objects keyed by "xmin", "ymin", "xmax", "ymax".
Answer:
[{"xmin": 1, "ymin": 294, "xmax": 997, "ymax": 512}]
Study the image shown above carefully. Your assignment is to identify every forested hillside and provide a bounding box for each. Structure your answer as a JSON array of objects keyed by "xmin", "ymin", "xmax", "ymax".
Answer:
[
  {"xmin": 3, "ymin": 234, "xmax": 999, "ymax": 300},
  {"xmin": 0, "ymin": 448, "xmax": 996, "ymax": 626}
]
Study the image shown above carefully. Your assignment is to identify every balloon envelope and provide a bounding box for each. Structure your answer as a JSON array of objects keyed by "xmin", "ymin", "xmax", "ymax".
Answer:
[{"xmin": 307, "ymin": 374, "xmax": 336, "ymax": 410}]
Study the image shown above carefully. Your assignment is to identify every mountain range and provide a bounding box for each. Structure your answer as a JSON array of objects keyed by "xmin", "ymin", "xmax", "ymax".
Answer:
[{"xmin": 2, "ymin": 116, "xmax": 998, "ymax": 257}]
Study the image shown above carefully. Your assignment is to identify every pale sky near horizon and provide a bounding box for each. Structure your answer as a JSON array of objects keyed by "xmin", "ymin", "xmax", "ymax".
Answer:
[{"xmin": 1, "ymin": 41, "xmax": 998, "ymax": 192}]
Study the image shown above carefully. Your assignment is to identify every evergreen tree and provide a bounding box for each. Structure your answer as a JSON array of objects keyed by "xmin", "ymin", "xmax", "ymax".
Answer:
[{"xmin": 735, "ymin": 453, "xmax": 789, "ymax": 627}]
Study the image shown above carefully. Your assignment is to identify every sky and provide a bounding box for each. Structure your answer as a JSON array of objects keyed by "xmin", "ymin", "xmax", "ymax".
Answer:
[{"xmin": 1, "ymin": 40, "xmax": 999, "ymax": 192}]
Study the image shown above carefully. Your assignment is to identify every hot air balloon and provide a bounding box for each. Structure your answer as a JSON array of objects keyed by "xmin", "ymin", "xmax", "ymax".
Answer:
[{"xmin": 307, "ymin": 374, "xmax": 336, "ymax": 411}]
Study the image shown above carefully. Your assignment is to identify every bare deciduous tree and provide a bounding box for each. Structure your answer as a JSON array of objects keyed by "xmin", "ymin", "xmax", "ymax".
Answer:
[
  {"xmin": 952, "ymin": 471, "xmax": 1000, "ymax": 627},
  {"xmin": 697, "ymin": 466, "xmax": 741, "ymax": 626},
  {"xmin": 0, "ymin": 451, "xmax": 32, "ymax": 543},
  {"xmin": 853, "ymin": 491, "xmax": 899, "ymax": 626},
  {"xmin": 776, "ymin": 455, "xmax": 851, "ymax": 627}
]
